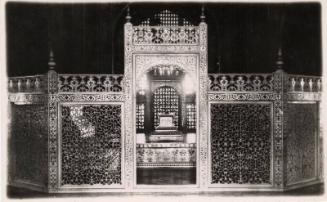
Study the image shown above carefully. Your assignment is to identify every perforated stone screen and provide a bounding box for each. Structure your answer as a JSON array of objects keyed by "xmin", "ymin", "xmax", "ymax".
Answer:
[
  {"xmin": 60, "ymin": 104, "xmax": 122, "ymax": 186},
  {"xmin": 210, "ymin": 103, "xmax": 272, "ymax": 184}
]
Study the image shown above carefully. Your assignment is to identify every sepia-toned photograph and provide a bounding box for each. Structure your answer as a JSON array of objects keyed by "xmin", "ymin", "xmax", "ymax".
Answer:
[{"xmin": 3, "ymin": 0, "xmax": 324, "ymax": 199}]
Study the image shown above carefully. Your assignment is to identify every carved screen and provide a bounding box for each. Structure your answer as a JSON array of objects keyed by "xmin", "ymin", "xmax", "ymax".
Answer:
[
  {"xmin": 60, "ymin": 104, "xmax": 122, "ymax": 186},
  {"xmin": 186, "ymin": 104, "xmax": 196, "ymax": 129},
  {"xmin": 210, "ymin": 103, "xmax": 271, "ymax": 184},
  {"xmin": 285, "ymin": 103, "xmax": 317, "ymax": 185},
  {"xmin": 152, "ymin": 86, "xmax": 179, "ymax": 127},
  {"xmin": 136, "ymin": 103, "xmax": 145, "ymax": 130},
  {"xmin": 10, "ymin": 104, "xmax": 48, "ymax": 186}
]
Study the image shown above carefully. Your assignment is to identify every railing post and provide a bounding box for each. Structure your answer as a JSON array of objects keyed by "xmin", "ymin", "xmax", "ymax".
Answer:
[
  {"xmin": 272, "ymin": 48, "xmax": 287, "ymax": 189},
  {"xmin": 198, "ymin": 8, "xmax": 209, "ymax": 189},
  {"xmin": 272, "ymin": 69, "xmax": 286, "ymax": 189},
  {"xmin": 47, "ymin": 49, "xmax": 59, "ymax": 192},
  {"xmin": 123, "ymin": 6, "xmax": 134, "ymax": 190}
]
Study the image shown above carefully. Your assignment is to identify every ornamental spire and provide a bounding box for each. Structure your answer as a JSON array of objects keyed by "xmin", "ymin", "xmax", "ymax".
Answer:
[
  {"xmin": 276, "ymin": 48, "xmax": 284, "ymax": 70},
  {"xmin": 126, "ymin": 6, "xmax": 131, "ymax": 22},
  {"xmin": 200, "ymin": 5, "xmax": 206, "ymax": 22},
  {"xmin": 48, "ymin": 47, "xmax": 56, "ymax": 70}
]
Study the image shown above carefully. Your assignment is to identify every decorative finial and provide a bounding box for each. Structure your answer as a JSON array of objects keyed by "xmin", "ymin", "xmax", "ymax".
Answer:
[
  {"xmin": 126, "ymin": 6, "xmax": 131, "ymax": 22},
  {"xmin": 200, "ymin": 5, "xmax": 205, "ymax": 22},
  {"xmin": 276, "ymin": 48, "xmax": 284, "ymax": 70},
  {"xmin": 216, "ymin": 55, "xmax": 221, "ymax": 73},
  {"xmin": 48, "ymin": 48, "xmax": 56, "ymax": 70}
]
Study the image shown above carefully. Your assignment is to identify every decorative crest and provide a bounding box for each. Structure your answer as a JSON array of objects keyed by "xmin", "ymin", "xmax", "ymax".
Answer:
[{"xmin": 139, "ymin": 10, "xmax": 192, "ymax": 26}]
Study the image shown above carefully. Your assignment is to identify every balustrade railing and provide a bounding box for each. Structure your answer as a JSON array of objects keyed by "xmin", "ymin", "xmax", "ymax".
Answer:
[
  {"xmin": 58, "ymin": 74, "xmax": 124, "ymax": 93},
  {"xmin": 208, "ymin": 73, "xmax": 274, "ymax": 92},
  {"xmin": 8, "ymin": 72, "xmax": 321, "ymax": 94},
  {"xmin": 8, "ymin": 75, "xmax": 45, "ymax": 93},
  {"xmin": 132, "ymin": 26, "xmax": 199, "ymax": 45},
  {"xmin": 287, "ymin": 75, "xmax": 322, "ymax": 92}
]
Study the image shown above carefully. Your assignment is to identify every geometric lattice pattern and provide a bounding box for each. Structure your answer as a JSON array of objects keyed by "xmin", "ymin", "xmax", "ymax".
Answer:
[
  {"xmin": 285, "ymin": 103, "xmax": 317, "ymax": 185},
  {"xmin": 208, "ymin": 74, "xmax": 273, "ymax": 92},
  {"xmin": 61, "ymin": 104, "xmax": 122, "ymax": 185},
  {"xmin": 136, "ymin": 104, "xmax": 145, "ymax": 130},
  {"xmin": 186, "ymin": 104, "xmax": 196, "ymax": 129},
  {"xmin": 153, "ymin": 86, "xmax": 179, "ymax": 127},
  {"xmin": 210, "ymin": 103, "xmax": 271, "ymax": 184},
  {"xmin": 10, "ymin": 104, "xmax": 48, "ymax": 186},
  {"xmin": 58, "ymin": 75, "xmax": 124, "ymax": 93}
]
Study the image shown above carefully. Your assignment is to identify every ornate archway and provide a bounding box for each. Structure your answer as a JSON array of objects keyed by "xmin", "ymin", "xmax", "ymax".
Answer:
[{"xmin": 124, "ymin": 9, "xmax": 208, "ymax": 188}]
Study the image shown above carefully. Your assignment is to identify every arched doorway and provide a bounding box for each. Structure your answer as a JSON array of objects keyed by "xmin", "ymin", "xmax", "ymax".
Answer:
[
  {"xmin": 123, "ymin": 10, "xmax": 208, "ymax": 188},
  {"xmin": 135, "ymin": 65, "xmax": 196, "ymax": 185}
]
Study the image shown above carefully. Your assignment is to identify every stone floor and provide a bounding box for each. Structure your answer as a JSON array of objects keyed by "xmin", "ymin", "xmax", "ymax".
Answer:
[
  {"xmin": 7, "ymin": 183, "xmax": 324, "ymax": 198},
  {"xmin": 137, "ymin": 167, "xmax": 196, "ymax": 185}
]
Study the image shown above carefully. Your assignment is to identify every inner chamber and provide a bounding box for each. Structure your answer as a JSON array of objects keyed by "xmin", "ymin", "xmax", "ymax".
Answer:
[{"xmin": 136, "ymin": 65, "xmax": 196, "ymax": 185}]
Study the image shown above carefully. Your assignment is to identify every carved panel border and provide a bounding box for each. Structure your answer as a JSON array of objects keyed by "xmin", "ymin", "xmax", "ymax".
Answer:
[
  {"xmin": 57, "ymin": 94, "xmax": 124, "ymax": 102},
  {"xmin": 133, "ymin": 45, "xmax": 199, "ymax": 53},
  {"xmin": 286, "ymin": 92, "xmax": 321, "ymax": 101},
  {"xmin": 208, "ymin": 93, "xmax": 278, "ymax": 101},
  {"xmin": 8, "ymin": 93, "xmax": 47, "ymax": 105}
]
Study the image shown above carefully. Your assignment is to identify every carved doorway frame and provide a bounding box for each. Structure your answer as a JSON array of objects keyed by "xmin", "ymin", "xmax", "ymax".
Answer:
[{"xmin": 123, "ymin": 21, "xmax": 208, "ymax": 191}]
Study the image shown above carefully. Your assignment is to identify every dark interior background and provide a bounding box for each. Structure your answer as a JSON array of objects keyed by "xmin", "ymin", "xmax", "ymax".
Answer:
[{"xmin": 6, "ymin": 2, "xmax": 322, "ymax": 76}]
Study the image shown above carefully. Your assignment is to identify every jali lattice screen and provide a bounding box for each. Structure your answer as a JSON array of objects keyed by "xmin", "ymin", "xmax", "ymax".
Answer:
[
  {"xmin": 285, "ymin": 103, "xmax": 318, "ymax": 185},
  {"xmin": 153, "ymin": 86, "xmax": 179, "ymax": 127},
  {"xmin": 10, "ymin": 104, "xmax": 48, "ymax": 187},
  {"xmin": 60, "ymin": 104, "xmax": 122, "ymax": 186},
  {"xmin": 210, "ymin": 103, "xmax": 272, "ymax": 184}
]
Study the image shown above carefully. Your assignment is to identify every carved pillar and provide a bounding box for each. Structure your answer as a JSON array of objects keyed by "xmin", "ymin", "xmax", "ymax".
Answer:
[
  {"xmin": 123, "ymin": 21, "xmax": 134, "ymax": 190},
  {"xmin": 272, "ymin": 69, "xmax": 286, "ymax": 189},
  {"xmin": 198, "ymin": 21, "xmax": 208, "ymax": 189},
  {"xmin": 47, "ymin": 69, "xmax": 59, "ymax": 192}
]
